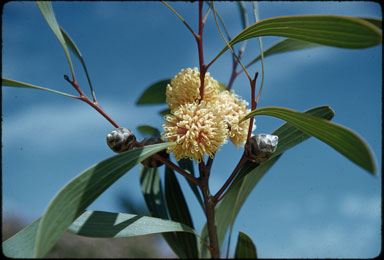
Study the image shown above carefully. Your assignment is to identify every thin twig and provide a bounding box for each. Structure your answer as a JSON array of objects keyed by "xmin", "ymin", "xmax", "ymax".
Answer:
[
  {"xmin": 197, "ymin": 1, "xmax": 207, "ymax": 102},
  {"xmin": 213, "ymin": 154, "xmax": 247, "ymax": 204},
  {"xmin": 133, "ymin": 141, "xmax": 200, "ymax": 185},
  {"xmin": 253, "ymin": 2, "xmax": 265, "ymax": 107},
  {"xmin": 210, "ymin": 2, "xmax": 252, "ymax": 83},
  {"xmin": 155, "ymin": 154, "xmax": 201, "ymax": 185},
  {"xmin": 226, "ymin": 49, "xmax": 244, "ymax": 90},
  {"xmin": 207, "ymin": 2, "xmax": 232, "ymax": 42},
  {"xmin": 199, "ymin": 161, "xmax": 220, "ymax": 258},
  {"xmin": 202, "ymin": 4, "xmax": 211, "ymax": 25},
  {"xmin": 247, "ymin": 72, "xmax": 258, "ymax": 140},
  {"xmin": 64, "ymin": 75, "xmax": 120, "ymax": 128},
  {"xmin": 161, "ymin": 1, "xmax": 198, "ymax": 38}
]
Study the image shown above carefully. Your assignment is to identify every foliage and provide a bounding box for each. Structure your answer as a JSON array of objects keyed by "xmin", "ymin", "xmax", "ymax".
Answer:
[{"xmin": 2, "ymin": 1, "xmax": 381, "ymax": 258}]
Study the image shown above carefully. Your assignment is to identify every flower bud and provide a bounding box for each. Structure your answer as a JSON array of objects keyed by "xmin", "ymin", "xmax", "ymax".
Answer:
[
  {"xmin": 139, "ymin": 137, "xmax": 169, "ymax": 168},
  {"xmin": 106, "ymin": 128, "xmax": 136, "ymax": 153},
  {"xmin": 244, "ymin": 134, "xmax": 278, "ymax": 163}
]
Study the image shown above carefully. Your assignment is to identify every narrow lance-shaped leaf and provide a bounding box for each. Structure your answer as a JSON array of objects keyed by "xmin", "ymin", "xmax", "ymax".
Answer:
[
  {"xmin": 200, "ymin": 106, "xmax": 335, "ymax": 257},
  {"xmin": 137, "ymin": 125, "xmax": 161, "ymax": 138},
  {"xmin": 2, "ymin": 78, "xmax": 77, "ymax": 98},
  {"xmin": 244, "ymin": 16, "xmax": 381, "ymax": 69},
  {"xmin": 36, "ymin": 1, "xmax": 75, "ymax": 77},
  {"xmin": 201, "ymin": 157, "xmax": 279, "ymax": 258},
  {"xmin": 68, "ymin": 210, "xmax": 198, "ymax": 238},
  {"xmin": 140, "ymin": 166, "xmax": 187, "ymax": 258},
  {"xmin": 3, "ymin": 209, "xmax": 202, "ymax": 259},
  {"xmin": 237, "ymin": 1, "xmax": 248, "ymax": 30},
  {"xmin": 60, "ymin": 26, "xmax": 96, "ymax": 101},
  {"xmin": 160, "ymin": 108, "xmax": 171, "ymax": 117},
  {"xmin": 362, "ymin": 17, "xmax": 382, "ymax": 29},
  {"xmin": 208, "ymin": 2, "xmax": 232, "ymax": 42},
  {"xmin": 234, "ymin": 232, "xmax": 258, "ymax": 258},
  {"xmin": 237, "ymin": 1, "xmax": 248, "ymax": 52},
  {"xmin": 137, "ymin": 122, "xmax": 202, "ymax": 255},
  {"xmin": 240, "ymin": 106, "xmax": 376, "ymax": 174},
  {"xmin": 3, "ymin": 218, "xmax": 41, "ymax": 258},
  {"xmin": 178, "ymin": 158, "xmax": 204, "ymax": 209},
  {"xmin": 214, "ymin": 15, "xmax": 382, "ymax": 60},
  {"xmin": 136, "ymin": 79, "xmax": 170, "ymax": 105},
  {"xmin": 245, "ymin": 38, "xmax": 320, "ymax": 68},
  {"xmin": 34, "ymin": 142, "xmax": 174, "ymax": 258},
  {"xmin": 164, "ymin": 167, "xmax": 199, "ymax": 258}
]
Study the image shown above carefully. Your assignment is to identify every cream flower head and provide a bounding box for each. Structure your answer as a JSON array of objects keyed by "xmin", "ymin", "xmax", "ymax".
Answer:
[
  {"xmin": 215, "ymin": 90, "xmax": 255, "ymax": 147},
  {"xmin": 166, "ymin": 68, "xmax": 221, "ymax": 110},
  {"xmin": 162, "ymin": 101, "xmax": 229, "ymax": 162}
]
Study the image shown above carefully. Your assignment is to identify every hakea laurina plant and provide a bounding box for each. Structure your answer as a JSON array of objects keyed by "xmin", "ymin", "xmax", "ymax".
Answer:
[{"xmin": 2, "ymin": 1, "xmax": 381, "ymax": 259}]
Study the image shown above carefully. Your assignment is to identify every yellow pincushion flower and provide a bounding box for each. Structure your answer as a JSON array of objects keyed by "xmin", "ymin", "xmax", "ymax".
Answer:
[
  {"xmin": 162, "ymin": 101, "xmax": 229, "ymax": 162},
  {"xmin": 166, "ymin": 68, "xmax": 221, "ymax": 110},
  {"xmin": 215, "ymin": 90, "xmax": 255, "ymax": 147}
]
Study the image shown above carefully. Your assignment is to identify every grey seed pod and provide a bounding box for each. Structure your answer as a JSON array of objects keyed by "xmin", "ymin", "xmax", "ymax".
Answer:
[
  {"xmin": 244, "ymin": 134, "xmax": 278, "ymax": 163},
  {"xmin": 106, "ymin": 128, "xmax": 136, "ymax": 153},
  {"xmin": 140, "ymin": 137, "xmax": 169, "ymax": 168}
]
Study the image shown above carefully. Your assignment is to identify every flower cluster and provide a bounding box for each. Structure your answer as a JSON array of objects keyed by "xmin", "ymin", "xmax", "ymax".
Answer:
[
  {"xmin": 162, "ymin": 68, "xmax": 255, "ymax": 162},
  {"xmin": 166, "ymin": 68, "xmax": 220, "ymax": 110}
]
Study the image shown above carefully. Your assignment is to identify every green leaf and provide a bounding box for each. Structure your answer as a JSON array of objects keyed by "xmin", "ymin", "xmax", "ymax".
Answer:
[
  {"xmin": 139, "ymin": 166, "xmax": 187, "ymax": 258},
  {"xmin": 237, "ymin": 1, "xmax": 248, "ymax": 30},
  {"xmin": 34, "ymin": 142, "xmax": 174, "ymax": 258},
  {"xmin": 2, "ymin": 78, "xmax": 77, "ymax": 98},
  {"xmin": 245, "ymin": 17, "xmax": 381, "ymax": 69},
  {"xmin": 178, "ymin": 158, "xmax": 204, "ymax": 209},
  {"xmin": 2, "ymin": 208, "xmax": 201, "ymax": 258},
  {"xmin": 136, "ymin": 78, "xmax": 227, "ymax": 106},
  {"xmin": 2, "ymin": 218, "xmax": 41, "ymax": 258},
  {"xmin": 241, "ymin": 106, "xmax": 376, "ymax": 174},
  {"xmin": 136, "ymin": 79, "xmax": 170, "ymax": 105},
  {"xmin": 140, "ymin": 166, "xmax": 169, "ymax": 219},
  {"xmin": 160, "ymin": 108, "xmax": 171, "ymax": 117},
  {"xmin": 215, "ymin": 15, "xmax": 382, "ymax": 60},
  {"xmin": 362, "ymin": 17, "xmax": 382, "ymax": 29},
  {"xmin": 245, "ymin": 38, "xmax": 320, "ymax": 68},
  {"xmin": 200, "ymin": 106, "xmax": 334, "ymax": 256},
  {"xmin": 36, "ymin": 1, "xmax": 75, "ymax": 77},
  {"xmin": 234, "ymin": 232, "xmax": 257, "ymax": 258},
  {"xmin": 208, "ymin": 2, "xmax": 232, "ymax": 42},
  {"xmin": 60, "ymin": 26, "xmax": 95, "ymax": 100},
  {"xmin": 68, "ymin": 210, "xmax": 198, "ymax": 238},
  {"xmin": 137, "ymin": 125, "xmax": 161, "ymax": 138},
  {"xmin": 164, "ymin": 167, "xmax": 198, "ymax": 258}
]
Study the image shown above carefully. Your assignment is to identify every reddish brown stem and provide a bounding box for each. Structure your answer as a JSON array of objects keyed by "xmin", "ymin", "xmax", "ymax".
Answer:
[
  {"xmin": 155, "ymin": 154, "xmax": 200, "ymax": 185},
  {"xmin": 213, "ymin": 72, "xmax": 258, "ymax": 204},
  {"xmin": 64, "ymin": 75, "xmax": 120, "ymax": 128},
  {"xmin": 202, "ymin": 5, "xmax": 211, "ymax": 25},
  {"xmin": 227, "ymin": 49, "xmax": 245, "ymax": 90},
  {"xmin": 194, "ymin": 2, "xmax": 220, "ymax": 258},
  {"xmin": 133, "ymin": 140, "xmax": 200, "ymax": 185},
  {"xmin": 247, "ymin": 72, "xmax": 258, "ymax": 140},
  {"xmin": 199, "ymin": 160, "xmax": 220, "ymax": 258},
  {"xmin": 196, "ymin": 1, "xmax": 207, "ymax": 102},
  {"xmin": 80, "ymin": 97, "xmax": 120, "ymax": 128},
  {"xmin": 213, "ymin": 154, "xmax": 247, "ymax": 204}
]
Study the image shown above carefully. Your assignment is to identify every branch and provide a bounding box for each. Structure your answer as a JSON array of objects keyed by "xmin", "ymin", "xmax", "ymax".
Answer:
[{"xmin": 64, "ymin": 75, "xmax": 120, "ymax": 128}]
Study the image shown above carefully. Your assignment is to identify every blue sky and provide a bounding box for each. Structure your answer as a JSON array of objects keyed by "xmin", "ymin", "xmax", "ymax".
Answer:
[{"xmin": 2, "ymin": 1, "xmax": 382, "ymax": 258}]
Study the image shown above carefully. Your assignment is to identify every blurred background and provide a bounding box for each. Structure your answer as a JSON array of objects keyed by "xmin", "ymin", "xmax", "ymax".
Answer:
[{"xmin": 2, "ymin": 1, "xmax": 381, "ymax": 258}]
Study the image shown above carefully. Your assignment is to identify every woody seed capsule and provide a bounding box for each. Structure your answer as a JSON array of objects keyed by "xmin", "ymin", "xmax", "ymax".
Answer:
[
  {"xmin": 244, "ymin": 134, "xmax": 278, "ymax": 163},
  {"xmin": 106, "ymin": 128, "xmax": 136, "ymax": 153}
]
